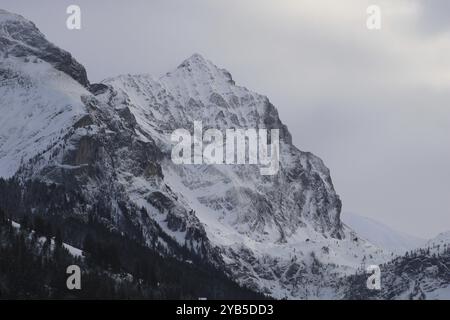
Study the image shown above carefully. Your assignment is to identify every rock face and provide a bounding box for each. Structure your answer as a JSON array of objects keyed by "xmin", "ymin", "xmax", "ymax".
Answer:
[
  {"xmin": 0, "ymin": 9, "xmax": 400, "ymax": 299},
  {"xmin": 0, "ymin": 10, "xmax": 210, "ymax": 259},
  {"xmin": 0, "ymin": 9, "xmax": 89, "ymax": 87},
  {"xmin": 342, "ymin": 212, "xmax": 425, "ymax": 255}
]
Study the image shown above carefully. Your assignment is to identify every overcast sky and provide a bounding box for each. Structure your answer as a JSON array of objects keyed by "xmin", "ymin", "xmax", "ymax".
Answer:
[{"xmin": 2, "ymin": 0, "xmax": 449, "ymax": 238}]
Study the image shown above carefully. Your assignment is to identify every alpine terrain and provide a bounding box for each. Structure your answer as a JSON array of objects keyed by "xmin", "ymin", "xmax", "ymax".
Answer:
[{"xmin": 0, "ymin": 9, "xmax": 448, "ymax": 299}]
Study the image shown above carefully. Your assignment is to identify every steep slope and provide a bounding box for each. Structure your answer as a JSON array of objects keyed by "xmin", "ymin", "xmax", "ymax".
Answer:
[
  {"xmin": 0, "ymin": 10, "xmax": 91, "ymax": 178},
  {"xmin": 0, "ymin": 9, "xmax": 89, "ymax": 87},
  {"xmin": 342, "ymin": 212, "xmax": 425, "ymax": 255},
  {"xmin": 0, "ymin": 10, "xmax": 210, "ymax": 260},
  {"xmin": 0, "ymin": 56, "xmax": 89, "ymax": 178},
  {"xmin": 99, "ymin": 54, "xmax": 388, "ymax": 298},
  {"xmin": 101, "ymin": 54, "xmax": 344, "ymax": 241}
]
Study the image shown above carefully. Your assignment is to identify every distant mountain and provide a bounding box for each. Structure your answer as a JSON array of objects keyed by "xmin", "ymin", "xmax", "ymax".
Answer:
[
  {"xmin": 340, "ymin": 215, "xmax": 449, "ymax": 300},
  {"xmin": 342, "ymin": 212, "xmax": 425, "ymax": 255},
  {"xmin": 0, "ymin": 9, "xmax": 88, "ymax": 87}
]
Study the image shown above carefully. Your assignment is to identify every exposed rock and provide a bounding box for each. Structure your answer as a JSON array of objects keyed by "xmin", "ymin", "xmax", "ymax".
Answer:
[{"xmin": 0, "ymin": 9, "xmax": 89, "ymax": 87}]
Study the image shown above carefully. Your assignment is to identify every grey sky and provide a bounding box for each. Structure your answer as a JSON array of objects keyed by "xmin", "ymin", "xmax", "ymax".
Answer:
[{"xmin": 1, "ymin": 0, "xmax": 449, "ymax": 238}]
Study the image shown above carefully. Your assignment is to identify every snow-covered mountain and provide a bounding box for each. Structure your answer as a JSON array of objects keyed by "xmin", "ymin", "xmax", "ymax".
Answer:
[
  {"xmin": 427, "ymin": 231, "xmax": 450, "ymax": 247},
  {"xmin": 342, "ymin": 239, "xmax": 450, "ymax": 300},
  {"xmin": 0, "ymin": 9, "xmax": 447, "ymax": 299},
  {"xmin": 342, "ymin": 212, "xmax": 425, "ymax": 255},
  {"xmin": 97, "ymin": 53, "xmax": 394, "ymax": 298}
]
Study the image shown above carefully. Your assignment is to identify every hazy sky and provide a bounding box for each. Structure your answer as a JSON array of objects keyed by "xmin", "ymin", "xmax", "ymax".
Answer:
[{"xmin": 2, "ymin": 0, "xmax": 449, "ymax": 238}]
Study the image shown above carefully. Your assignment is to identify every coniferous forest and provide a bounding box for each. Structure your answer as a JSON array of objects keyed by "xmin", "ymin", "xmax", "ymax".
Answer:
[{"xmin": 0, "ymin": 178, "xmax": 265, "ymax": 299}]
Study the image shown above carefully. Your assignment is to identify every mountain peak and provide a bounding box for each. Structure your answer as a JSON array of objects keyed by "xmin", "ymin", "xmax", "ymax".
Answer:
[
  {"xmin": 0, "ymin": 9, "xmax": 89, "ymax": 88},
  {"xmin": 178, "ymin": 53, "xmax": 208, "ymax": 68},
  {"xmin": 176, "ymin": 53, "xmax": 218, "ymax": 75},
  {"xmin": 169, "ymin": 53, "xmax": 235, "ymax": 87}
]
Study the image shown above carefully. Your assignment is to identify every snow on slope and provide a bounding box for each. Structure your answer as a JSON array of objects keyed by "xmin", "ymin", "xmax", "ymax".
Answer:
[
  {"xmin": 1, "ymin": 9, "xmax": 446, "ymax": 299},
  {"xmin": 342, "ymin": 212, "xmax": 425, "ymax": 255},
  {"xmin": 102, "ymin": 54, "xmax": 344, "ymax": 241},
  {"xmin": 0, "ymin": 9, "xmax": 91, "ymax": 178},
  {"xmin": 0, "ymin": 9, "xmax": 89, "ymax": 87},
  {"xmin": 100, "ymin": 54, "xmax": 391, "ymax": 298},
  {"xmin": 0, "ymin": 56, "xmax": 89, "ymax": 177}
]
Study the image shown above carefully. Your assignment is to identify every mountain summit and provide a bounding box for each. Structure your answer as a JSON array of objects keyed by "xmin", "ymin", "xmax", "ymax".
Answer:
[{"xmin": 175, "ymin": 53, "xmax": 235, "ymax": 84}]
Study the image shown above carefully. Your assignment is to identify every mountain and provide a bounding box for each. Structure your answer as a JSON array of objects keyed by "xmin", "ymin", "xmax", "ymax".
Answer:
[
  {"xmin": 342, "ymin": 212, "xmax": 425, "ymax": 255},
  {"xmin": 0, "ymin": 9, "xmax": 88, "ymax": 87},
  {"xmin": 98, "ymin": 54, "xmax": 393, "ymax": 298},
  {"xmin": 341, "ymin": 237, "xmax": 450, "ymax": 300},
  {"xmin": 339, "ymin": 219, "xmax": 449, "ymax": 300},
  {"xmin": 0, "ymin": 9, "xmax": 447, "ymax": 299}
]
